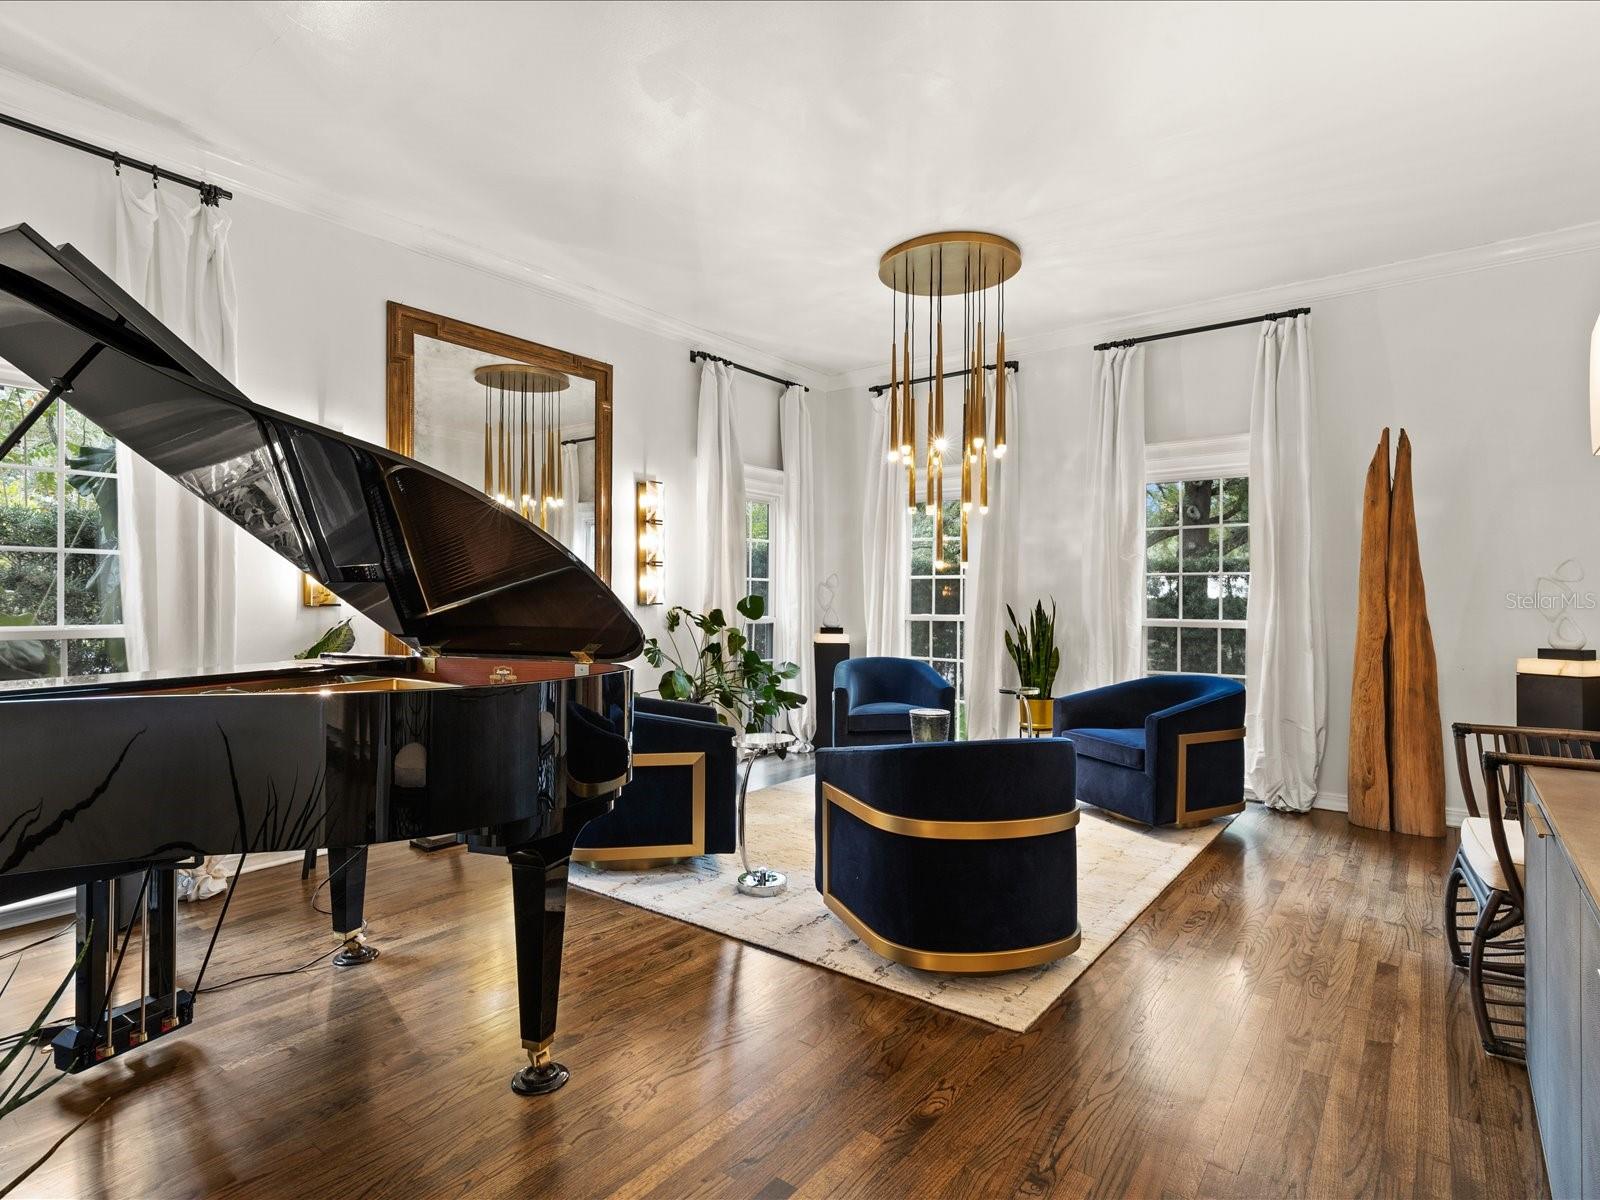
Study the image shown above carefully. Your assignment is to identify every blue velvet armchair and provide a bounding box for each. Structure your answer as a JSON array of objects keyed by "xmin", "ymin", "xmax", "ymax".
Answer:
[
  {"xmin": 1051, "ymin": 675, "xmax": 1246, "ymax": 827},
  {"xmin": 574, "ymin": 696, "xmax": 737, "ymax": 866},
  {"xmin": 815, "ymin": 739, "xmax": 1081, "ymax": 973},
  {"xmin": 832, "ymin": 657, "xmax": 957, "ymax": 746}
]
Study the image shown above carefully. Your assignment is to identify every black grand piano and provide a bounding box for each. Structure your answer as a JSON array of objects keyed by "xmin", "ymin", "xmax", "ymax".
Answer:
[{"xmin": 0, "ymin": 222, "xmax": 643, "ymax": 1096}]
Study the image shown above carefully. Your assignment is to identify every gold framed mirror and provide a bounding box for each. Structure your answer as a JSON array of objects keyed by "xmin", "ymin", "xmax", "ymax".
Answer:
[{"xmin": 386, "ymin": 302, "xmax": 614, "ymax": 586}]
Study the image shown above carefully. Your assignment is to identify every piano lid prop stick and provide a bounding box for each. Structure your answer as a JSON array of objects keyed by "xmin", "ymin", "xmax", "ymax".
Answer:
[{"xmin": 0, "ymin": 341, "xmax": 105, "ymax": 462}]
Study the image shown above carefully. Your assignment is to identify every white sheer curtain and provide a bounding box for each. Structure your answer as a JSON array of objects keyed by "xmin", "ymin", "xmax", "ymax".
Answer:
[
  {"xmin": 113, "ymin": 177, "xmax": 239, "ymax": 901},
  {"xmin": 964, "ymin": 368, "xmax": 1022, "ymax": 740},
  {"xmin": 555, "ymin": 442, "xmax": 581, "ymax": 549},
  {"xmin": 776, "ymin": 384, "xmax": 817, "ymax": 745},
  {"xmin": 1081, "ymin": 345, "xmax": 1146, "ymax": 688},
  {"xmin": 1245, "ymin": 314, "xmax": 1326, "ymax": 812},
  {"xmin": 694, "ymin": 359, "xmax": 746, "ymax": 618},
  {"xmin": 860, "ymin": 391, "xmax": 908, "ymax": 656}
]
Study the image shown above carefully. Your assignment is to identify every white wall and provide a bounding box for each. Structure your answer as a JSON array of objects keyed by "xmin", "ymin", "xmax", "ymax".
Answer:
[
  {"xmin": 0, "ymin": 125, "xmax": 799, "ymax": 665},
  {"xmin": 817, "ymin": 248, "xmax": 1600, "ymax": 818}
]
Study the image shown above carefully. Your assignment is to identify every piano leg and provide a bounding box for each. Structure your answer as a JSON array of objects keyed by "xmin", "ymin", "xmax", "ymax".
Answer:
[
  {"xmin": 328, "ymin": 845, "xmax": 379, "ymax": 967},
  {"xmin": 147, "ymin": 869, "xmax": 179, "ymax": 1020},
  {"xmin": 509, "ymin": 845, "xmax": 571, "ymax": 1095},
  {"xmin": 71, "ymin": 880, "xmax": 112, "ymax": 1063}
]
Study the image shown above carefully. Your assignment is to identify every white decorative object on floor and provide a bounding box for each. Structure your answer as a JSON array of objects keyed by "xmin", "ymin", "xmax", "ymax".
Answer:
[
  {"xmin": 571, "ymin": 775, "xmax": 1233, "ymax": 1031},
  {"xmin": 693, "ymin": 357, "xmax": 746, "ymax": 616},
  {"xmin": 1245, "ymin": 314, "xmax": 1326, "ymax": 813},
  {"xmin": 1082, "ymin": 344, "xmax": 1145, "ymax": 688},
  {"xmin": 776, "ymin": 383, "xmax": 818, "ymax": 745}
]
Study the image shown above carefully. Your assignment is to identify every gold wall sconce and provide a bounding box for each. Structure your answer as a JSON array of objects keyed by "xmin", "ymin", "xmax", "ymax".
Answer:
[{"xmin": 636, "ymin": 478, "xmax": 665, "ymax": 606}]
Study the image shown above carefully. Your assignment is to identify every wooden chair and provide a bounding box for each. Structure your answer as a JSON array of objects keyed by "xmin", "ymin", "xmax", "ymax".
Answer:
[{"xmin": 1449, "ymin": 723, "xmax": 1600, "ymax": 1060}]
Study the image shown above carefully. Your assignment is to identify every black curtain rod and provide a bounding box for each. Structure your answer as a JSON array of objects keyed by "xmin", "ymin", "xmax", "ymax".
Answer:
[
  {"xmin": 690, "ymin": 350, "xmax": 808, "ymax": 393},
  {"xmin": 867, "ymin": 359, "xmax": 1020, "ymax": 397},
  {"xmin": 560, "ymin": 435, "xmax": 595, "ymax": 446},
  {"xmin": 1093, "ymin": 307, "xmax": 1309, "ymax": 352},
  {"xmin": 0, "ymin": 110, "xmax": 232, "ymax": 205}
]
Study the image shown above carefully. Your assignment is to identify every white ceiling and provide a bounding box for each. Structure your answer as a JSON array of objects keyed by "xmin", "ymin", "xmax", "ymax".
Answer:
[{"xmin": 3, "ymin": 1, "xmax": 1600, "ymax": 375}]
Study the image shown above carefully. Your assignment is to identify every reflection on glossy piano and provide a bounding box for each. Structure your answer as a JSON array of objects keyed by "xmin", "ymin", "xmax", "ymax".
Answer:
[{"xmin": 0, "ymin": 223, "xmax": 643, "ymax": 1096}]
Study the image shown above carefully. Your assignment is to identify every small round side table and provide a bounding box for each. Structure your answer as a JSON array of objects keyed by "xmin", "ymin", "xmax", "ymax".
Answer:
[{"xmin": 735, "ymin": 731, "xmax": 795, "ymax": 897}]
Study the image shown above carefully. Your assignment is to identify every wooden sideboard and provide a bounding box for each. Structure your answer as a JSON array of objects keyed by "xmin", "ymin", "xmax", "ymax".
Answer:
[{"xmin": 1524, "ymin": 766, "xmax": 1600, "ymax": 1198}]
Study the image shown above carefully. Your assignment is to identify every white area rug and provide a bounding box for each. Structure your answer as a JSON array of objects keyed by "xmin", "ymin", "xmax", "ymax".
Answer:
[{"xmin": 570, "ymin": 775, "xmax": 1233, "ymax": 1031}]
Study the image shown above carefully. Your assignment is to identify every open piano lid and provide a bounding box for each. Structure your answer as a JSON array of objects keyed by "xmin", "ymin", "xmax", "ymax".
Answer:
[{"xmin": 0, "ymin": 223, "xmax": 643, "ymax": 661}]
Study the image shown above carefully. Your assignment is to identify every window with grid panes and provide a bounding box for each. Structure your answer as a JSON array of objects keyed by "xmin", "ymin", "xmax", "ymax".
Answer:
[
  {"xmin": 744, "ymin": 498, "xmax": 774, "ymax": 662},
  {"xmin": 0, "ymin": 381, "xmax": 127, "ymax": 680},
  {"xmin": 907, "ymin": 499, "xmax": 965, "ymax": 708},
  {"xmin": 1144, "ymin": 477, "xmax": 1248, "ymax": 679}
]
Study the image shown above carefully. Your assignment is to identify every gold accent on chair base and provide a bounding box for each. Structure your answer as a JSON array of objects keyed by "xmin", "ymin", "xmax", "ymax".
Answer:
[
  {"xmin": 824, "ymin": 893, "xmax": 1080, "ymax": 974},
  {"xmin": 820, "ymin": 782, "xmax": 1081, "ymax": 974},
  {"xmin": 571, "ymin": 751, "xmax": 705, "ymax": 864},
  {"xmin": 822, "ymin": 783, "xmax": 1079, "ymax": 840},
  {"xmin": 1175, "ymin": 726, "xmax": 1248, "ymax": 828}
]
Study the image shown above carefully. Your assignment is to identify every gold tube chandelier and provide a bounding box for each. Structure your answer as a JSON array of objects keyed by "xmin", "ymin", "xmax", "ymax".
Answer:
[
  {"xmin": 879, "ymin": 231, "xmax": 1020, "ymax": 569},
  {"xmin": 474, "ymin": 362, "xmax": 570, "ymax": 529}
]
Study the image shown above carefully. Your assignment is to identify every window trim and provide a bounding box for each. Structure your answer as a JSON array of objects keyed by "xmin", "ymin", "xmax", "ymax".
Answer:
[
  {"xmin": 1143, "ymin": 435, "xmax": 1249, "ymax": 679},
  {"xmin": 743, "ymin": 466, "xmax": 784, "ymax": 664},
  {"xmin": 905, "ymin": 473, "xmax": 967, "ymax": 702}
]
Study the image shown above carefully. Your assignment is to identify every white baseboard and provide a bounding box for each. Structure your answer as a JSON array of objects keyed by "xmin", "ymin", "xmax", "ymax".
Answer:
[
  {"xmin": 1313, "ymin": 790, "xmax": 1465, "ymax": 829},
  {"xmin": 0, "ymin": 850, "xmax": 324, "ymax": 933}
]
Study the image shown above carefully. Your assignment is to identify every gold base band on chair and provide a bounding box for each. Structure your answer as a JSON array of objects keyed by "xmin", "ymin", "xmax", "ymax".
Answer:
[
  {"xmin": 572, "ymin": 751, "xmax": 705, "ymax": 865},
  {"xmin": 823, "ymin": 893, "xmax": 1080, "ymax": 974},
  {"xmin": 820, "ymin": 783, "xmax": 1081, "ymax": 974},
  {"xmin": 1175, "ymin": 727, "xmax": 1247, "ymax": 827},
  {"xmin": 822, "ymin": 784, "xmax": 1080, "ymax": 839}
]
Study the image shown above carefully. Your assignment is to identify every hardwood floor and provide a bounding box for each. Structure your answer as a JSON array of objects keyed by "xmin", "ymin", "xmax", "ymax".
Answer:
[{"xmin": 0, "ymin": 804, "xmax": 1547, "ymax": 1198}]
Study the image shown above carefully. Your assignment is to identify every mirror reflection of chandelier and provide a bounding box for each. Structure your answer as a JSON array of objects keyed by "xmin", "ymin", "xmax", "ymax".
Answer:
[
  {"xmin": 879, "ymin": 231, "xmax": 1021, "ymax": 569},
  {"xmin": 474, "ymin": 362, "xmax": 569, "ymax": 528}
]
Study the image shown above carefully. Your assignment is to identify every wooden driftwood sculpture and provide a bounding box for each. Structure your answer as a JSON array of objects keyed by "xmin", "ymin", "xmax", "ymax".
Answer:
[{"xmin": 1348, "ymin": 428, "xmax": 1445, "ymax": 836}]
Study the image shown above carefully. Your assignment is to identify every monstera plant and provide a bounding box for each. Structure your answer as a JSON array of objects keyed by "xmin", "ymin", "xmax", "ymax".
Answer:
[
  {"xmin": 642, "ymin": 594, "xmax": 805, "ymax": 736},
  {"xmin": 297, "ymin": 618, "xmax": 355, "ymax": 660}
]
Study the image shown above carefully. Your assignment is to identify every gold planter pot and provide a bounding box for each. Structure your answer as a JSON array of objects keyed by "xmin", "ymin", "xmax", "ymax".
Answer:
[{"xmin": 1024, "ymin": 697, "xmax": 1054, "ymax": 736}]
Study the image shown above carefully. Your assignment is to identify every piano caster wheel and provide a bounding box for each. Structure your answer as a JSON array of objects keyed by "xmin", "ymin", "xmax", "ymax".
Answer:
[
  {"xmin": 333, "ymin": 941, "xmax": 379, "ymax": 968},
  {"xmin": 511, "ymin": 1043, "xmax": 569, "ymax": 1095}
]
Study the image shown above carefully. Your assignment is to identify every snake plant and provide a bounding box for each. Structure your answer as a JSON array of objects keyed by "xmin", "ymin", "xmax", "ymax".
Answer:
[{"xmin": 1004, "ymin": 599, "xmax": 1061, "ymax": 695}]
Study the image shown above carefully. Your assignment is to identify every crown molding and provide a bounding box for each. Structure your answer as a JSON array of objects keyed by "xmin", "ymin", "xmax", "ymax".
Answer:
[
  {"xmin": 821, "ymin": 217, "xmax": 1600, "ymax": 392},
  {"xmin": 0, "ymin": 68, "xmax": 828, "ymax": 392},
  {"xmin": 7, "ymin": 65, "xmax": 1599, "ymax": 400}
]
